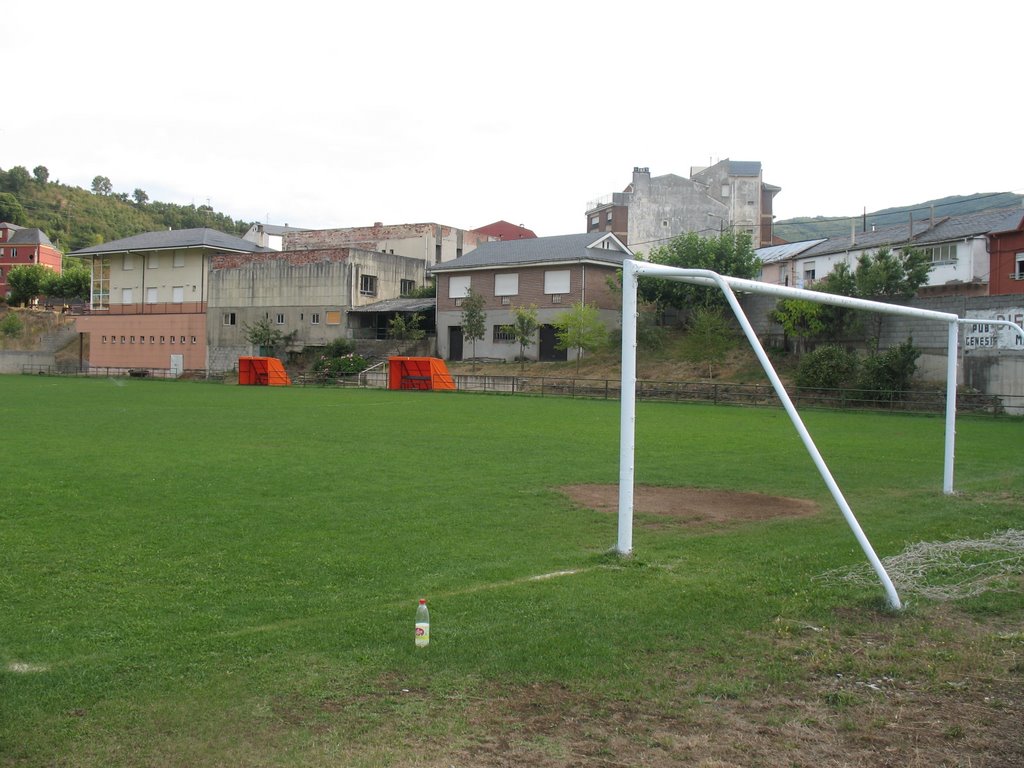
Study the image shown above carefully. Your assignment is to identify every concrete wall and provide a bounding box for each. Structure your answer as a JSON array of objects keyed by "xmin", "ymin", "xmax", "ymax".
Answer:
[
  {"xmin": 207, "ymin": 248, "xmax": 425, "ymax": 370},
  {"xmin": 283, "ymin": 223, "xmax": 491, "ymax": 266},
  {"xmin": 739, "ymin": 292, "xmax": 1024, "ymax": 412},
  {"xmin": 627, "ymin": 170, "xmax": 729, "ymax": 258}
]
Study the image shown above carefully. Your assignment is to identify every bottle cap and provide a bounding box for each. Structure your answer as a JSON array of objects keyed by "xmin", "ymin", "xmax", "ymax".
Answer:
[{"xmin": 419, "ymin": 598, "xmax": 426, "ymax": 604}]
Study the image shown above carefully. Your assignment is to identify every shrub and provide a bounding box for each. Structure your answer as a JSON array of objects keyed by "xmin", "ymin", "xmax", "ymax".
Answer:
[
  {"xmin": 795, "ymin": 344, "xmax": 859, "ymax": 390},
  {"xmin": 323, "ymin": 338, "xmax": 354, "ymax": 358},
  {"xmin": 314, "ymin": 353, "xmax": 369, "ymax": 377},
  {"xmin": 0, "ymin": 311, "xmax": 23, "ymax": 338},
  {"xmin": 857, "ymin": 339, "xmax": 920, "ymax": 401}
]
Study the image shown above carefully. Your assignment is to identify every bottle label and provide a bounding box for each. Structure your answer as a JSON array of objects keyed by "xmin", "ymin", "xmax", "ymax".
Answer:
[{"xmin": 415, "ymin": 622, "xmax": 430, "ymax": 647}]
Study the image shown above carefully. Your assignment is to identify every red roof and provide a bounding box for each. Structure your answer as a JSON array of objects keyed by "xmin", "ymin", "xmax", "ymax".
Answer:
[{"xmin": 472, "ymin": 220, "xmax": 537, "ymax": 240}]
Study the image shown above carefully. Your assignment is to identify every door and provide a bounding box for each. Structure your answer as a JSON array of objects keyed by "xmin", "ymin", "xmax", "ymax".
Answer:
[
  {"xmin": 539, "ymin": 324, "xmax": 567, "ymax": 361},
  {"xmin": 170, "ymin": 354, "xmax": 184, "ymax": 378},
  {"xmin": 447, "ymin": 326, "xmax": 463, "ymax": 361}
]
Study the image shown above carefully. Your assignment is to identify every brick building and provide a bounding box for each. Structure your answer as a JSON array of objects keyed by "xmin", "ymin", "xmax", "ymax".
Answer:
[
  {"xmin": 0, "ymin": 222, "xmax": 63, "ymax": 300},
  {"xmin": 430, "ymin": 232, "xmax": 632, "ymax": 362}
]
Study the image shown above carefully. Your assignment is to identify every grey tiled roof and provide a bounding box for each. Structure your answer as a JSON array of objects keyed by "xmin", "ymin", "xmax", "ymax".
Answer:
[
  {"xmin": 7, "ymin": 227, "xmax": 55, "ymax": 247},
  {"xmin": 70, "ymin": 227, "xmax": 271, "ymax": 256},
  {"xmin": 728, "ymin": 161, "xmax": 762, "ymax": 177},
  {"xmin": 348, "ymin": 297, "xmax": 436, "ymax": 314},
  {"xmin": 798, "ymin": 207, "xmax": 1024, "ymax": 258},
  {"xmin": 756, "ymin": 239, "xmax": 826, "ymax": 264},
  {"xmin": 429, "ymin": 232, "xmax": 632, "ymax": 272}
]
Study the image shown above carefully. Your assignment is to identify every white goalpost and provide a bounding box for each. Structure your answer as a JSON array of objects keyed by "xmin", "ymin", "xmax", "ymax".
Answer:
[{"xmin": 617, "ymin": 259, "xmax": 1024, "ymax": 611}]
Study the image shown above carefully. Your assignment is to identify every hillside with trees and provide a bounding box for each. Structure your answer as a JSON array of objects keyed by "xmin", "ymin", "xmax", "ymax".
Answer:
[
  {"xmin": 774, "ymin": 192, "xmax": 1023, "ymax": 243},
  {"xmin": 0, "ymin": 164, "xmax": 253, "ymax": 253}
]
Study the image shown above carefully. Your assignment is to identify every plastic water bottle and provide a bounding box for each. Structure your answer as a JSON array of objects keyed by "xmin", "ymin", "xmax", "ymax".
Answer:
[{"xmin": 415, "ymin": 599, "xmax": 430, "ymax": 647}]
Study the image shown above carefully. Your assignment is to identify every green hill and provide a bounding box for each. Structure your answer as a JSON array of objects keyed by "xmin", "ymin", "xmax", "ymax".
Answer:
[
  {"xmin": 0, "ymin": 164, "xmax": 253, "ymax": 253},
  {"xmin": 775, "ymin": 192, "xmax": 1023, "ymax": 243}
]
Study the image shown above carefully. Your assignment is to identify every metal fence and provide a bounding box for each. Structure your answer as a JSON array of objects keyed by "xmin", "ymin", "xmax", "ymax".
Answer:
[{"xmin": 21, "ymin": 364, "xmax": 1008, "ymax": 415}]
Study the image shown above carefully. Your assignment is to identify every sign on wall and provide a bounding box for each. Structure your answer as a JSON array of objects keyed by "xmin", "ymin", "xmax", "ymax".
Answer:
[{"xmin": 964, "ymin": 308, "xmax": 1024, "ymax": 349}]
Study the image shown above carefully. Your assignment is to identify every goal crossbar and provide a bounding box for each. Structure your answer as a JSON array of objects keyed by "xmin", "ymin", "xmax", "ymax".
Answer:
[{"xmin": 617, "ymin": 260, "xmax": 975, "ymax": 611}]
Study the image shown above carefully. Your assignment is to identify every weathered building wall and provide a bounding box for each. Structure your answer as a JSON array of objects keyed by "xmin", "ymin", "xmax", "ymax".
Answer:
[
  {"xmin": 283, "ymin": 223, "xmax": 490, "ymax": 266},
  {"xmin": 207, "ymin": 248, "xmax": 425, "ymax": 371},
  {"xmin": 627, "ymin": 169, "xmax": 729, "ymax": 258}
]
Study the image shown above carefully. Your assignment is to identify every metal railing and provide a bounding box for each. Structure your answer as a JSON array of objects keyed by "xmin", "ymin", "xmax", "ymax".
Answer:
[{"xmin": 20, "ymin": 364, "xmax": 1010, "ymax": 415}]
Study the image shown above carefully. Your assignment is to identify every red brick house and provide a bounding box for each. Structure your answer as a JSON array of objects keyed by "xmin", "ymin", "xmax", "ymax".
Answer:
[
  {"xmin": 430, "ymin": 232, "xmax": 632, "ymax": 362},
  {"xmin": 0, "ymin": 222, "xmax": 63, "ymax": 301},
  {"xmin": 987, "ymin": 209, "xmax": 1024, "ymax": 296}
]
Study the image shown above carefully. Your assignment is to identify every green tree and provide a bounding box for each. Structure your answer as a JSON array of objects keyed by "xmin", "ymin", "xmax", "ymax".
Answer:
[
  {"xmin": 387, "ymin": 312, "xmax": 426, "ymax": 342},
  {"xmin": 91, "ymin": 176, "xmax": 113, "ymax": 195},
  {"xmin": 5, "ymin": 166, "xmax": 31, "ymax": 193},
  {"xmin": 33, "ymin": 166, "xmax": 50, "ymax": 184},
  {"xmin": 7, "ymin": 264, "xmax": 56, "ymax": 305},
  {"xmin": 854, "ymin": 247, "xmax": 932, "ymax": 349},
  {"xmin": 242, "ymin": 317, "xmax": 286, "ymax": 355},
  {"xmin": 640, "ymin": 230, "xmax": 760, "ymax": 312},
  {"xmin": 0, "ymin": 311, "xmax": 23, "ymax": 337},
  {"xmin": 771, "ymin": 263, "xmax": 859, "ymax": 347},
  {"xmin": 132, "ymin": 188, "xmax": 149, "ymax": 206},
  {"xmin": 51, "ymin": 264, "xmax": 91, "ymax": 300},
  {"xmin": 553, "ymin": 301, "xmax": 608, "ymax": 373},
  {"xmin": 0, "ymin": 192, "xmax": 27, "ymax": 225},
  {"xmin": 680, "ymin": 306, "xmax": 736, "ymax": 380},
  {"xmin": 459, "ymin": 289, "xmax": 487, "ymax": 371},
  {"xmin": 503, "ymin": 303, "xmax": 539, "ymax": 370}
]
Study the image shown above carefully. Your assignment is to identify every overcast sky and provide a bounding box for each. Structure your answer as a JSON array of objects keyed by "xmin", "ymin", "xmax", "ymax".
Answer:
[{"xmin": 4, "ymin": 1, "xmax": 1020, "ymax": 238}]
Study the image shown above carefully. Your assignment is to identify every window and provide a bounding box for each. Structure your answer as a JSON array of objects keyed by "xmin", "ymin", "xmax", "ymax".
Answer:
[
  {"xmin": 10, "ymin": 248, "xmax": 16, "ymax": 258},
  {"xmin": 1015, "ymin": 253, "xmax": 1024, "ymax": 280},
  {"xmin": 360, "ymin": 274, "xmax": 378, "ymax": 296},
  {"xmin": 123, "ymin": 254, "xmax": 135, "ymax": 270},
  {"xmin": 448, "ymin": 275, "xmax": 470, "ymax": 299},
  {"xmin": 722, "ymin": 184, "xmax": 730, "ymax": 197},
  {"xmin": 551, "ymin": 294, "xmax": 562, "ymax": 303},
  {"xmin": 311, "ymin": 313, "xmax": 320, "ymax": 325},
  {"xmin": 122, "ymin": 288, "xmax": 133, "ymax": 304},
  {"xmin": 494, "ymin": 273, "xmax": 519, "ymax": 297},
  {"xmin": 922, "ymin": 243, "xmax": 957, "ymax": 264},
  {"xmin": 102, "ymin": 335, "xmax": 108, "ymax": 343},
  {"xmin": 180, "ymin": 336, "xmax": 186, "ymax": 344},
  {"xmin": 223, "ymin": 312, "xmax": 236, "ymax": 326},
  {"xmin": 400, "ymin": 279, "xmax": 416, "ymax": 296},
  {"xmin": 146, "ymin": 287, "xmax": 158, "ymax": 304},
  {"xmin": 326, "ymin": 311, "xmax": 341, "ymax": 325},
  {"xmin": 172, "ymin": 252, "xmax": 185, "ymax": 268},
  {"xmin": 130, "ymin": 336, "xmax": 136, "ymax": 343},
  {"xmin": 493, "ymin": 325, "xmax": 515, "ymax": 343},
  {"xmin": 147, "ymin": 254, "xmax": 159, "ymax": 269},
  {"xmin": 607, "ymin": 211, "xmax": 613, "ymax": 222},
  {"xmin": 590, "ymin": 215, "xmax": 599, "ymax": 226},
  {"xmin": 802, "ymin": 262, "xmax": 816, "ymax": 287},
  {"xmin": 191, "ymin": 336, "xmax": 197, "ymax": 344},
  {"xmin": 149, "ymin": 336, "xmax": 155, "ymax": 343},
  {"xmin": 139, "ymin": 336, "xmax": 145, "ymax": 344},
  {"xmin": 92, "ymin": 256, "xmax": 110, "ymax": 310},
  {"xmin": 275, "ymin": 313, "xmax": 285, "ymax": 325},
  {"xmin": 544, "ymin": 269, "xmax": 570, "ymax": 295},
  {"xmin": 120, "ymin": 336, "xmax": 126, "ymax": 344},
  {"xmin": 172, "ymin": 286, "xmax": 184, "ymax": 303},
  {"xmin": 160, "ymin": 336, "xmax": 166, "ymax": 343},
  {"xmin": 170, "ymin": 336, "xmax": 175, "ymax": 344}
]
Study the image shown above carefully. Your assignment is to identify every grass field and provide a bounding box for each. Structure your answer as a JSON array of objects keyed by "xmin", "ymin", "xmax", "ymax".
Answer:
[{"xmin": 2, "ymin": 376, "xmax": 1022, "ymax": 767}]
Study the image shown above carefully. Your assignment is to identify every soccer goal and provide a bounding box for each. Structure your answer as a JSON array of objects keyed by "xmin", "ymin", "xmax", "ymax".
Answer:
[{"xmin": 617, "ymin": 259, "xmax": 1024, "ymax": 610}]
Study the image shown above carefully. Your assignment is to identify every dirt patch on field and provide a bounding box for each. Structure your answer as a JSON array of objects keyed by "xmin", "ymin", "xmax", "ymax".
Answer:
[{"xmin": 559, "ymin": 484, "xmax": 820, "ymax": 527}]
